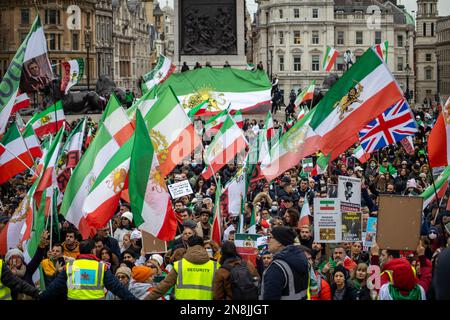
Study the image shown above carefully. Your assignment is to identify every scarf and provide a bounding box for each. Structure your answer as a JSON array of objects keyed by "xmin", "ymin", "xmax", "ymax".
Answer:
[
  {"xmin": 388, "ymin": 284, "xmax": 422, "ymax": 300},
  {"xmin": 309, "ymin": 266, "xmax": 321, "ymax": 297}
]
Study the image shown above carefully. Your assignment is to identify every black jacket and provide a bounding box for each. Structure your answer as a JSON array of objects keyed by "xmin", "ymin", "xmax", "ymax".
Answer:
[
  {"xmin": 102, "ymin": 236, "xmax": 121, "ymax": 259},
  {"xmin": 330, "ymin": 282, "xmax": 357, "ymax": 300},
  {"xmin": 39, "ymin": 257, "xmax": 138, "ymax": 300},
  {"xmin": 1, "ymin": 263, "xmax": 40, "ymax": 299},
  {"xmin": 261, "ymin": 245, "xmax": 309, "ymax": 300}
]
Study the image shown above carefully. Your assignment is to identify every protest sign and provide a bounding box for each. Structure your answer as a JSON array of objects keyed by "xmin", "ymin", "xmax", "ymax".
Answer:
[
  {"xmin": 314, "ymin": 198, "xmax": 342, "ymax": 243},
  {"xmin": 235, "ymin": 233, "xmax": 261, "ymax": 266},
  {"xmin": 338, "ymin": 176, "xmax": 361, "ymax": 212},
  {"xmin": 363, "ymin": 217, "xmax": 377, "ymax": 248},
  {"xmin": 377, "ymin": 195, "xmax": 423, "ymax": 250},
  {"xmin": 142, "ymin": 230, "xmax": 168, "ymax": 254},
  {"xmin": 302, "ymin": 158, "xmax": 314, "ymax": 173},
  {"xmin": 342, "ymin": 211, "xmax": 362, "ymax": 242},
  {"xmin": 167, "ymin": 180, "xmax": 194, "ymax": 199},
  {"xmin": 256, "ymin": 236, "xmax": 269, "ymax": 251},
  {"xmin": 327, "ymin": 184, "xmax": 338, "ymax": 198}
]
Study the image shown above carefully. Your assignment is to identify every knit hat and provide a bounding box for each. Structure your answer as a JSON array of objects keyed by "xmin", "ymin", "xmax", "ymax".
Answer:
[
  {"xmin": 115, "ymin": 266, "xmax": 132, "ymax": 279},
  {"xmin": 271, "ymin": 226, "xmax": 296, "ymax": 246},
  {"xmin": 121, "ymin": 211, "xmax": 133, "ymax": 223},
  {"xmin": 130, "ymin": 229, "xmax": 142, "ymax": 240},
  {"xmin": 132, "ymin": 265, "xmax": 155, "ymax": 282},
  {"xmin": 5, "ymin": 248, "xmax": 25, "ymax": 263},
  {"xmin": 183, "ymin": 219, "xmax": 197, "ymax": 229},
  {"xmin": 407, "ymin": 179, "xmax": 417, "ymax": 189},
  {"xmin": 150, "ymin": 254, "xmax": 164, "ymax": 267}
]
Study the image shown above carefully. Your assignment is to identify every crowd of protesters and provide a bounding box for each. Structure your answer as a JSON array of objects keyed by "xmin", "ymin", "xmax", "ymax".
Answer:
[{"xmin": 1, "ymin": 95, "xmax": 450, "ymax": 300}]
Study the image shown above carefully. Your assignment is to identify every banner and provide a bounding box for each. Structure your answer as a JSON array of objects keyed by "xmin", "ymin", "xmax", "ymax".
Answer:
[
  {"xmin": 313, "ymin": 198, "xmax": 342, "ymax": 243},
  {"xmin": 342, "ymin": 211, "xmax": 362, "ymax": 242},
  {"xmin": 167, "ymin": 180, "xmax": 194, "ymax": 199},
  {"xmin": 338, "ymin": 176, "xmax": 361, "ymax": 212}
]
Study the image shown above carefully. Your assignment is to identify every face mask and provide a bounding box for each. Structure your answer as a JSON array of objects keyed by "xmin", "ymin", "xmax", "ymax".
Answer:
[
  {"xmin": 206, "ymin": 248, "xmax": 213, "ymax": 256},
  {"xmin": 428, "ymin": 233, "xmax": 437, "ymax": 240},
  {"xmin": 370, "ymin": 163, "xmax": 376, "ymax": 168},
  {"xmin": 271, "ymin": 206, "xmax": 278, "ymax": 212}
]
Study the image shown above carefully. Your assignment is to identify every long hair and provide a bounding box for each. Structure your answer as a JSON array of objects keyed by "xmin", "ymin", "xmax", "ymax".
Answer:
[{"xmin": 219, "ymin": 241, "xmax": 241, "ymax": 265}]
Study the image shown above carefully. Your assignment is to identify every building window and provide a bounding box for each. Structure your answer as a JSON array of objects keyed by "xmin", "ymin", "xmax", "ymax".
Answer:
[
  {"xmin": 337, "ymin": 31, "xmax": 344, "ymax": 45},
  {"xmin": 293, "ymin": 55, "xmax": 301, "ymax": 71},
  {"xmin": 356, "ymin": 31, "xmax": 363, "ymax": 45},
  {"xmin": 294, "ymin": 31, "xmax": 301, "ymax": 44},
  {"xmin": 72, "ymin": 33, "xmax": 79, "ymax": 51},
  {"xmin": 431, "ymin": 23, "xmax": 434, "ymax": 37},
  {"xmin": 397, "ymin": 35, "xmax": 403, "ymax": 47},
  {"xmin": 426, "ymin": 53, "xmax": 432, "ymax": 62},
  {"xmin": 294, "ymin": 9, "xmax": 300, "ymax": 18},
  {"xmin": 312, "ymin": 55, "xmax": 320, "ymax": 71},
  {"xmin": 355, "ymin": 10, "xmax": 363, "ymax": 19},
  {"xmin": 375, "ymin": 31, "xmax": 382, "ymax": 44},
  {"xmin": 279, "ymin": 55, "xmax": 284, "ymax": 71},
  {"xmin": 21, "ymin": 9, "xmax": 30, "ymax": 25},
  {"xmin": 312, "ymin": 8, "xmax": 319, "ymax": 18},
  {"xmin": 49, "ymin": 33, "xmax": 56, "ymax": 50},
  {"xmin": 279, "ymin": 31, "xmax": 284, "ymax": 45},
  {"xmin": 279, "ymin": 9, "xmax": 283, "ymax": 19},
  {"xmin": 86, "ymin": 12, "xmax": 91, "ymax": 29},
  {"xmin": 312, "ymin": 31, "xmax": 319, "ymax": 44},
  {"xmin": 397, "ymin": 57, "xmax": 403, "ymax": 71},
  {"xmin": 426, "ymin": 68, "xmax": 432, "ymax": 80},
  {"xmin": 45, "ymin": 9, "xmax": 60, "ymax": 25},
  {"xmin": 423, "ymin": 23, "xmax": 427, "ymax": 37},
  {"xmin": 337, "ymin": 55, "xmax": 345, "ymax": 71}
]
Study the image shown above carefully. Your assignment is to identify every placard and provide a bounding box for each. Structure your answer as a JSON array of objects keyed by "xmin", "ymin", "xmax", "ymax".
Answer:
[
  {"xmin": 167, "ymin": 180, "xmax": 194, "ymax": 199},
  {"xmin": 314, "ymin": 198, "xmax": 342, "ymax": 243},
  {"xmin": 363, "ymin": 217, "xmax": 377, "ymax": 248},
  {"xmin": 342, "ymin": 211, "xmax": 362, "ymax": 242},
  {"xmin": 338, "ymin": 176, "xmax": 361, "ymax": 212},
  {"xmin": 142, "ymin": 230, "xmax": 168, "ymax": 254},
  {"xmin": 376, "ymin": 195, "xmax": 423, "ymax": 250},
  {"xmin": 235, "ymin": 233, "xmax": 261, "ymax": 266},
  {"xmin": 302, "ymin": 158, "xmax": 314, "ymax": 173},
  {"xmin": 327, "ymin": 184, "xmax": 338, "ymax": 198}
]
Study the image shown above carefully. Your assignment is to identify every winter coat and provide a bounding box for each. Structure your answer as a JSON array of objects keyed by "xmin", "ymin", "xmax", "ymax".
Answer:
[
  {"xmin": 351, "ymin": 279, "xmax": 372, "ymax": 300},
  {"xmin": 39, "ymin": 254, "xmax": 138, "ymax": 300},
  {"xmin": 195, "ymin": 221, "xmax": 212, "ymax": 240},
  {"xmin": 260, "ymin": 245, "xmax": 309, "ymax": 300},
  {"xmin": 213, "ymin": 257, "xmax": 259, "ymax": 300},
  {"xmin": 1, "ymin": 262, "xmax": 40, "ymax": 300},
  {"xmin": 330, "ymin": 281, "xmax": 357, "ymax": 300},
  {"xmin": 310, "ymin": 276, "xmax": 332, "ymax": 300},
  {"xmin": 145, "ymin": 245, "xmax": 212, "ymax": 300},
  {"xmin": 128, "ymin": 280, "xmax": 157, "ymax": 300},
  {"xmin": 102, "ymin": 236, "xmax": 121, "ymax": 259}
]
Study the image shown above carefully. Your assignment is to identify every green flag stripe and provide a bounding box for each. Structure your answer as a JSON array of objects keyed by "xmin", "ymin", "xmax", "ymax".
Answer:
[
  {"xmin": 144, "ymin": 87, "xmax": 178, "ymax": 128},
  {"xmin": 319, "ymin": 200, "xmax": 335, "ymax": 205},
  {"xmin": 1, "ymin": 123, "xmax": 21, "ymax": 143}
]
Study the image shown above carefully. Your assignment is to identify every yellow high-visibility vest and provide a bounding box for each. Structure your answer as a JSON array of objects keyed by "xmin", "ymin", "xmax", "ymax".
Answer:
[
  {"xmin": 66, "ymin": 259, "xmax": 105, "ymax": 300},
  {"xmin": 173, "ymin": 258, "xmax": 218, "ymax": 300},
  {"xmin": 0, "ymin": 260, "xmax": 12, "ymax": 300}
]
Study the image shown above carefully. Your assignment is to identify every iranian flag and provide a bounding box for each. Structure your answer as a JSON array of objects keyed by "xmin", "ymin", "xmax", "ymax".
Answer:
[
  {"xmin": 299, "ymin": 196, "xmax": 311, "ymax": 227},
  {"xmin": 260, "ymin": 108, "xmax": 320, "ymax": 181},
  {"xmin": 101, "ymin": 94, "xmax": 134, "ymax": 147},
  {"xmin": 22, "ymin": 124, "xmax": 42, "ymax": 159},
  {"xmin": 28, "ymin": 101, "xmax": 65, "ymax": 137},
  {"xmin": 159, "ymin": 67, "xmax": 271, "ymax": 115},
  {"xmin": 202, "ymin": 115, "xmax": 248, "ymax": 180},
  {"xmin": 62, "ymin": 118, "xmax": 86, "ymax": 168},
  {"xmin": 0, "ymin": 124, "xmax": 34, "ymax": 185},
  {"xmin": 34, "ymin": 127, "xmax": 64, "ymax": 216},
  {"xmin": 297, "ymin": 107, "xmax": 307, "ymax": 121},
  {"xmin": 84, "ymin": 126, "xmax": 93, "ymax": 149},
  {"xmin": 0, "ymin": 16, "xmax": 52, "ymax": 135},
  {"xmin": 129, "ymin": 110, "xmax": 177, "ymax": 241},
  {"xmin": 323, "ymin": 47, "xmax": 339, "ymax": 72},
  {"xmin": 374, "ymin": 41, "xmax": 389, "ymax": 63},
  {"xmin": 428, "ymin": 97, "xmax": 450, "ymax": 168},
  {"xmin": 420, "ymin": 165, "xmax": 450, "ymax": 210},
  {"xmin": 204, "ymin": 109, "xmax": 228, "ymax": 136},
  {"xmin": 266, "ymin": 111, "xmax": 275, "ymax": 141},
  {"xmin": 310, "ymin": 47, "xmax": 403, "ymax": 160},
  {"xmin": 211, "ymin": 177, "xmax": 223, "ymax": 245},
  {"xmin": 84, "ymin": 137, "xmax": 133, "ymax": 229},
  {"xmin": 187, "ymin": 100, "xmax": 209, "ymax": 118},
  {"xmin": 144, "ymin": 87, "xmax": 202, "ymax": 176},
  {"xmin": 353, "ymin": 145, "xmax": 371, "ymax": 164},
  {"xmin": 60, "ymin": 58, "xmax": 84, "ymax": 94},
  {"xmin": 60, "ymin": 102, "xmax": 121, "ymax": 239},
  {"xmin": 294, "ymin": 81, "xmax": 316, "ymax": 108},
  {"xmin": 0, "ymin": 183, "xmax": 36, "ymax": 255},
  {"xmin": 232, "ymin": 110, "xmax": 244, "ymax": 129},
  {"xmin": 126, "ymin": 86, "xmax": 157, "ymax": 120},
  {"xmin": 12, "ymin": 91, "xmax": 30, "ymax": 114},
  {"xmin": 224, "ymin": 162, "xmax": 247, "ymax": 217},
  {"xmin": 311, "ymin": 153, "xmax": 330, "ymax": 177},
  {"xmin": 318, "ymin": 199, "xmax": 339, "ymax": 211},
  {"xmin": 142, "ymin": 54, "xmax": 176, "ymax": 91}
]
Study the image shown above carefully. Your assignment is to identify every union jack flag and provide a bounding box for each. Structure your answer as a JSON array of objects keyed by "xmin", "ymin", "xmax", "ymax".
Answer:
[{"xmin": 359, "ymin": 99, "xmax": 418, "ymax": 153}]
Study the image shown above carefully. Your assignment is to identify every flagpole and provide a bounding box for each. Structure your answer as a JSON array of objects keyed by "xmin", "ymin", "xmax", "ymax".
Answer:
[
  {"xmin": 50, "ymin": 196, "xmax": 53, "ymax": 251},
  {"xmin": 0, "ymin": 143, "xmax": 38, "ymax": 178}
]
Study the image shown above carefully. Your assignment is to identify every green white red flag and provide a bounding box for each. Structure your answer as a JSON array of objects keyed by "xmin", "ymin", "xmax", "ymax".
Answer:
[
  {"xmin": 142, "ymin": 54, "xmax": 176, "ymax": 91},
  {"xmin": 353, "ymin": 145, "xmax": 371, "ymax": 164},
  {"xmin": 420, "ymin": 165, "xmax": 450, "ymax": 210},
  {"xmin": 62, "ymin": 118, "xmax": 86, "ymax": 168},
  {"xmin": 27, "ymin": 101, "xmax": 65, "ymax": 137},
  {"xmin": 22, "ymin": 124, "xmax": 42, "ymax": 159},
  {"xmin": 295, "ymin": 81, "xmax": 316, "ymax": 108},
  {"xmin": 428, "ymin": 97, "xmax": 450, "ymax": 168},
  {"xmin": 310, "ymin": 47, "xmax": 404, "ymax": 161},
  {"xmin": 299, "ymin": 195, "xmax": 311, "ymax": 227},
  {"xmin": 12, "ymin": 91, "xmax": 30, "ymax": 114},
  {"xmin": 0, "ymin": 123, "xmax": 34, "ymax": 185},
  {"xmin": 211, "ymin": 177, "xmax": 223, "ymax": 245},
  {"xmin": 204, "ymin": 108, "xmax": 228, "ymax": 136},
  {"xmin": 374, "ymin": 41, "xmax": 389, "ymax": 63},
  {"xmin": 232, "ymin": 110, "xmax": 244, "ymax": 129},
  {"xmin": 100, "ymin": 94, "xmax": 134, "ymax": 147},
  {"xmin": 144, "ymin": 87, "xmax": 202, "ymax": 176},
  {"xmin": 323, "ymin": 47, "xmax": 339, "ymax": 72},
  {"xmin": 129, "ymin": 109, "xmax": 177, "ymax": 241},
  {"xmin": 60, "ymin": 58, "xmax": 84, "ymax": 94}
]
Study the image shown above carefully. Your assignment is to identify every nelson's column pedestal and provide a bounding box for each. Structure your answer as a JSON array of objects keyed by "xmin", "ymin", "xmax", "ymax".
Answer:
[{"xmin": 174, "ymin": 0, "xmax": 247, "ymax": 68}]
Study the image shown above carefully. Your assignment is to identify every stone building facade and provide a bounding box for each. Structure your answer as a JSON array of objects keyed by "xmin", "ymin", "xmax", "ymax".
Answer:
[
  {"xmin": 95, "ymin": 0, "xmax": 114, "ymax": 79},
  {"xmin": 436, "ymin": 15, "xmax": 450, "ymax": 102},
  {"xmin": 253, "ymin": 0, "xmax": 415, "ymax": 104}
]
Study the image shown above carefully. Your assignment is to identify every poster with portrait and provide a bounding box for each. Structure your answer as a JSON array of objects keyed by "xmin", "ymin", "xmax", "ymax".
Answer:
[
  {"xmin": 313, "ymin": 198, "xmax": 342, "ymax": 243},
  {"xmin": 338, "ymin": 176, "xmax": 361, "ymax": 212},
  {"xmin": 363, "ymin": 217, "xmax": 377, "ymax": 248},
  {"xmin": 342, "ymin": 211, "xmax": 362, "ymax": 242},
  {"xmin": 20, "ymin": 54, "xmax": 53, "ymax": 93},
  {"xmin": 327, "ymin": 184, "xmax": 338, "ymax": 198}
]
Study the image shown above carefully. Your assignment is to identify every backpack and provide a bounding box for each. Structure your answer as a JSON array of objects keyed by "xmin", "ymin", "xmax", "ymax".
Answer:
[{"xmin": 222, "ymin": 260, "xmax": 259, "ymax": 300}]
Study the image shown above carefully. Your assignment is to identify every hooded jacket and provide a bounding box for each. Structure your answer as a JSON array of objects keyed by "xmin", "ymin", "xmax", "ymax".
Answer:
[
  {"xmin": 145, "ymin": 245, "xmax": 211, "ymax": 300},
  {"xmin": 260, "ymin": 245, "xmax": 309, "ymax": 300},
  {"xmin": 62, "ymin": 241, "xmax": 80, "ymax": 259}
]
